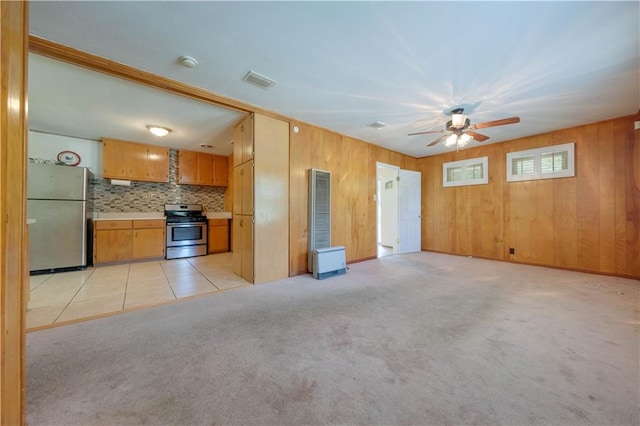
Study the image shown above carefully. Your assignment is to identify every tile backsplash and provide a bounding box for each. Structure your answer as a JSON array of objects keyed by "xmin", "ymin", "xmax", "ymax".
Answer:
[{"xmin": 90, "ymin": 149, "xmax": 226, "ymax": 213}]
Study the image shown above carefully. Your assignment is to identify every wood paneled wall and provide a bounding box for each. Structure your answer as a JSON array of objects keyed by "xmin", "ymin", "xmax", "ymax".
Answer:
[
  {"xmin": 254, "ymin": 114, "xmax": 290, "ymax": 283},
  {"xmin": 418, "ymin": 115, "xmax": 640, "ymax": 279},
  {"xmin": 289, "ymin": 121, "xmax": 418, "ymax": 276}
]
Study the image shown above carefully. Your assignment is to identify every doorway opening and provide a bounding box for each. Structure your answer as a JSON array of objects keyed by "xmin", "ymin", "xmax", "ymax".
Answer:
[
  {"xmin": 376, "ymin": 163, "xmax": 399, "ymax": 258},
  {"xmin": 376, "ymin": 162, "xmax": 422, "ymax": 258}
]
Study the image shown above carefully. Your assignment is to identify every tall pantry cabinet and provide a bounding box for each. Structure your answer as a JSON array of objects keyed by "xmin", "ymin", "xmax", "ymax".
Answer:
[{"xmin": 232, "ymin": 113, "xmax": 289, "ymax": 284}]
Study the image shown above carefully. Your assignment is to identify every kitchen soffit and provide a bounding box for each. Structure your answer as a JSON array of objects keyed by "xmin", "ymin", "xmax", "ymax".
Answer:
[{"xmin": 28, "ymin": 52, "xmax": 243, "ymax": 156}]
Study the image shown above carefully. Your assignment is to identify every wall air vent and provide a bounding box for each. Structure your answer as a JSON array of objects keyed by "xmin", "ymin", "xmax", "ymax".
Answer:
[
  {"xmin": 308, "ymin": 169, "xmax": 331, "ymax": 272},
  {"xmin": 242, "ymin": 70, "xmax": 277, "ymax": 90}
]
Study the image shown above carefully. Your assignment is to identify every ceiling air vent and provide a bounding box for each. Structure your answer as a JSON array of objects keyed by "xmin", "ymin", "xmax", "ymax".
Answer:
[{"xmin": 242, "ymin": 70, "xmax": 277, "ymax": 90}]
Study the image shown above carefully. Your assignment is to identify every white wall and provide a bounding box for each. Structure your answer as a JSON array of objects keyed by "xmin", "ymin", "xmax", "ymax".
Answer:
[{"xmin": 28, "ymin": 131, "xmax": 102, "ymax": 178}]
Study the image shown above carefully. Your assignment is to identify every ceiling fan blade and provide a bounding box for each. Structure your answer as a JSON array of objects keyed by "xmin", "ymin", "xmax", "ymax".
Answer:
[
  {"xmin": 408, "ymin": 130, "xmax": 444, "ymax": 136},
  {"xmin": 467, "ymin": 130, "xmax": 489, "ymax": 142},
  {"xmin": 473, "ymin": 116, "xmax": 520, "ymax": 129},
  {"xmin": 427, "ymin": 134, "xmax": 449, "ymax": 147}
]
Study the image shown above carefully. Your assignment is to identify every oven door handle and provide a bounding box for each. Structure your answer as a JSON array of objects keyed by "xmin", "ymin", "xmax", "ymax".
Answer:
[{"xmin": 167, "ymin": 222, "xmax": 207, "ymax": 227}]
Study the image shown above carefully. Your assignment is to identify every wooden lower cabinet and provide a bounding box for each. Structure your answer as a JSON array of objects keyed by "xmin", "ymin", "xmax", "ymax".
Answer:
[
  {"xmin": 94, "ymin": 219, "xmax": 165, "ymax": 264},
  {"xmin": 94, "ymin": 228, "xmax": 132, "ymax": 263},
  {"xmin": 132, "ymin": 228, "xmax": 165, "ymax": 259},
  {"xmin": 232, "ymin": 214, "xmax": 253, "ymax": 282},
  {"xmin": 208, "ymin": 219, "xmax": 229, "ymax": 254}
]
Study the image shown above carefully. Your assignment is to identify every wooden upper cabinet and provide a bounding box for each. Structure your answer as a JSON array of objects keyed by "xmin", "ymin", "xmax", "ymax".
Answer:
[
  {"xmin": 102, "ymin": 138, "xmax": 169, "ymax": 183},
  {"xmin": 233, "ymin": 114, "xmax": 254, "ymax": 167},
  {"xmin": 146, "ymin": 145, "xmax": 170, "ymax": 182},
  {"xmin": 178, "ymin": 150, "xmax": 199, "ymax": 184},
  {"xmin": 126, "ymin": 143, "xmax": 148, "ymax": 181},
  {"xmin": 103, "ymin": 139, "xmax": 129, "ymax": 179},
  {"xmin": 179, "ymin": 150, "xmax": 229, "ymax": 187},
  {"xmin": 213, "ymin": 155, "xmax": 229, "ymax": 186},
  {"xmin": 198, "ymin": 153, "xmax": 214, "ymax": 185}
]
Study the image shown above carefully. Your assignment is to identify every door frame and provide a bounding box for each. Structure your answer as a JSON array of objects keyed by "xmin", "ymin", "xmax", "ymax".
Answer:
[
  {"xmin": 1, "ymin": 1, "xmax": 29, "ymax": 423},
  {"xmin": 376, "ymin": 162, "xmax": 399, "ymax": 258}
]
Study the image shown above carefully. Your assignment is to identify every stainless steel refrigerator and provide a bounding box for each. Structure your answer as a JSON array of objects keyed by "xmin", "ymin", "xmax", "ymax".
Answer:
[{"xmin": 27, "ymin": 163, "xmax": 92, "ymax": 273}]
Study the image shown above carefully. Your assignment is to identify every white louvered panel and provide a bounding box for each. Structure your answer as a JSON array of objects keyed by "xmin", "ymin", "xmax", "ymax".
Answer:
[{"xmin": 308, "ymin": 169, "xmax": 331, "ymax": 272}]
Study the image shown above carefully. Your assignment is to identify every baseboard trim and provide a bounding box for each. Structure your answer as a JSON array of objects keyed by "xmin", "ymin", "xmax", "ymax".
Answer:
[
  {"xmin": 421, "ymin": 249, "xmax": 640, "ymax": 281},
  {"xmin": 348, "ymin": 256, "xmax": 377, "ymax": 264}
]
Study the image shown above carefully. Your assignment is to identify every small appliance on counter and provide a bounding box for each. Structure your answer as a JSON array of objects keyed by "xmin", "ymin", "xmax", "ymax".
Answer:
[
  {"xmin": 27, "ymin": 162, "xmax": 92, "ymax": 274},
  {"xmin": 164, "ymin": 204, "xmax": 208, "ymax": 259}
]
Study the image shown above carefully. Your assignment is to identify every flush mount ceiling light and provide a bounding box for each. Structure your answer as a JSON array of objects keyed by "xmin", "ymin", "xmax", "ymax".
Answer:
[
  {"xmin": 146, "ymin": 125, "xmax": 171, "ymax": 137},
  {"xmin": 369, "ymin": 121, "xmax": 387, "ymax": 130},
  {"xmin": 199, "ymin": 143, "xmax": 213, "ymax": 149},
  {"xmin": 242, "ymin": 70, "xmax": 277, "ymax": 90},
  {"xmin": 178, "ymin": 56, "xmax": 198, "ymax": 69}
]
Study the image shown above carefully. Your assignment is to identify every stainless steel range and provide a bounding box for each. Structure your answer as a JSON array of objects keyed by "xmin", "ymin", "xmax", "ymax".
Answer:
[{"xmin": 164, "ymin": 204, "xmax": 208, "ymax": 259}]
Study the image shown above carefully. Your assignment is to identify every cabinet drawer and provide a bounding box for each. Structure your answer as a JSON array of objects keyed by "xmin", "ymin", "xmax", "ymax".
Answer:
[
  {"xmin": 94, "ymin": 220, "xmax": 132, "ymax": 230},
  {"xmin": 133, "ymin": 219, "xmax": 165, "ymax": 229},
  {"xmin": 208, "ymin": 219, "xmax": 228, "ymax": 226}
]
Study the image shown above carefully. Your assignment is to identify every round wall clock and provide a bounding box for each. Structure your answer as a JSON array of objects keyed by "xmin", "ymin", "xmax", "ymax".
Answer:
[{"xmin": 57, "ymin": 150, "xmax": 81, "ymax": 166}]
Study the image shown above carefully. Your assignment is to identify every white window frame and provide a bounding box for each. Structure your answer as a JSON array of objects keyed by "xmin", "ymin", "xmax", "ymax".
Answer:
[
  {"xmin": 442, "ymin": 156, "xmax": 489, "ymax": 187},
  {"xmin": 506, "ymin": 142, "xmax": 575, "ymax": 182}
]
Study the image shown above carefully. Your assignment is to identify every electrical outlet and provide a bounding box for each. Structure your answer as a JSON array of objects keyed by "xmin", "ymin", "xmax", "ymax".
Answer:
[{"xmin": 509, "ymin": 248, "xmax": 515, "ymax": 255}]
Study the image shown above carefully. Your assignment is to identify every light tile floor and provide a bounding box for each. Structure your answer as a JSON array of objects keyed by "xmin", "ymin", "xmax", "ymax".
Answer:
[{"xmin": 27, "ymin": 253, "xmax": 249, "ymax": 330}]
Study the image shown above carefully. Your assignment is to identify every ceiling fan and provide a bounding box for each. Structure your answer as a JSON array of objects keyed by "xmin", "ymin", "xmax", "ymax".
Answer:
[{"xmin": 408, "ymin": 108, "xmax": 520, "ymax": 148}]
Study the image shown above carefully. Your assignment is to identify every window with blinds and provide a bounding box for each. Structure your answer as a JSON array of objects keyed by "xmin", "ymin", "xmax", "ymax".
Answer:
[
  {"xmin": 443, "ymin": 156, "xmax": 488, "ymax": 187},
  {"xmin": 541, "ymin": 151, "xmax": 568, "ymax": 174},
  {"xmin": 511, "ymin": 155, "xmax": 535, "ymax": 176},
  {"xmin": 507, "ymin": 142, "xmax": 574, "ymax": 182}
]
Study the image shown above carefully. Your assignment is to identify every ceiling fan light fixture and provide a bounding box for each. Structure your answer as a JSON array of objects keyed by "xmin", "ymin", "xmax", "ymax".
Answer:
[
  {"xmin": 451, "ymin": 113, "xmax": 467, "ymax": 128},
  {"xmin": 458, "ymin": 133, "xmax": 472, "ymax": 146},
  {"xmin": 146, "ymin": 125, "xmax": 171, "ymax": 137},
  {"xmin": 445, "ymin": 134, "xmax": 458, "ymax": 147}
]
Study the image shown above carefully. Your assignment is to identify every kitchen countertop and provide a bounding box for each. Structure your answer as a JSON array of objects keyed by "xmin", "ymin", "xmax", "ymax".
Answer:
[
  {"xmin": 207, "ymin": 212, "xmax": 232, "ymax": 219},
  {"xmin": 92, "ymin": 212, "xmax": 165, "ymax": 221},
  {"xmin": 91, "ymin": 212, "xmax": 232, "ymax": 220}
]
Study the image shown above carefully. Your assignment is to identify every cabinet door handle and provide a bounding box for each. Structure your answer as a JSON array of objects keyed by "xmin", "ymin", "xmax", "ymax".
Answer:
[{"xmin": 240, "ymin": 219, "xmax": 243, "ymax": 227}]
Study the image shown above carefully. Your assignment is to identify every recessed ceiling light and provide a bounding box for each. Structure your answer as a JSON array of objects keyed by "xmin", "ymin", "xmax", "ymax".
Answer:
[
  {"xmin": 242, "ymin": 70, "xmax": 277, "ymax": 90},
  {"xmin": 146, "ymin": 125, "xmax": 171, "ymax": 137},
  {"xmin": 370, "ymin": 121, "xmax": 387, "ymax": 130},
  {"xmin": 178, "ymin": 56, "xmax": 198, "ymax": 68}
]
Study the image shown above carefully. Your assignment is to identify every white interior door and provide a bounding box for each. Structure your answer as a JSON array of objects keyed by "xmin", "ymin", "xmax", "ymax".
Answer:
[
  {"xmin": 398, "ymin": 169, "xmax": 421, "ymax": 254},
  {"xmin": 376, "ymin": 163, "xmax": 399, "ymax": 257}
]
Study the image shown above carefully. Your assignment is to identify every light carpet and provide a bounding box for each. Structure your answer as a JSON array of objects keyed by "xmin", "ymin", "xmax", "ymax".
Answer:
[{"xmin": 27, "ymin": 252, "xmax": 639, "ymax": 425}]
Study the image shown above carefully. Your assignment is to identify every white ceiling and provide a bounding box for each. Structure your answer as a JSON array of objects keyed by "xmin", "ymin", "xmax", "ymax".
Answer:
[
  {"xmin": 29, "ymin": 53, "xmax": 242, "ymax": 154},
  {"xmin": 28, "ymin": 1, "xmax": 639, "ymax": 158}
]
